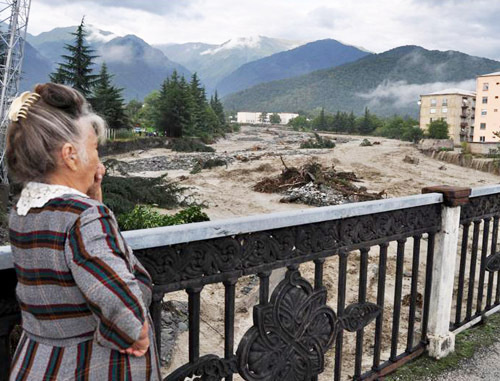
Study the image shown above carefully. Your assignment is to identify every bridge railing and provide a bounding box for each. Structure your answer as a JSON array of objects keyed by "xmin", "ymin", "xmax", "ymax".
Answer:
[{"xmin": 0, "ymin": 185, "xmax": 498, "ymax": 380}]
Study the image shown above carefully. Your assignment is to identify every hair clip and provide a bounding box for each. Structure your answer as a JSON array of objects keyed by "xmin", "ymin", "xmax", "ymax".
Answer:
[{"xmin": 8, "ymin": 91, "xmax": 41, "ymax": 122}]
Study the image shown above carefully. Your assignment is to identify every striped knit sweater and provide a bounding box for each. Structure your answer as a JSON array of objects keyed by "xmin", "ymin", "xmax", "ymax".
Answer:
[{"xmin": 9, "ymin": 193, "xmax": 161, "ymax": 380}]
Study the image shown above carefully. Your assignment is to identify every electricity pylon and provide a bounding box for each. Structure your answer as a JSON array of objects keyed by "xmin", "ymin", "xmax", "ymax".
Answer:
[{"xmin": 0, "ymin": 0, "xmax": 31, "ymax": 184}]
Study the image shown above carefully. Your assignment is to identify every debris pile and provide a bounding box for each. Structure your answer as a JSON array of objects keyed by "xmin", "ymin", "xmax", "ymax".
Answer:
[
  {"xmin": 254, "ymin": 159, "xmax": 384, "ymax": 206},
  {"xmin": 300, "ymin": 133, "xmax": 336, "ymax": 149}
]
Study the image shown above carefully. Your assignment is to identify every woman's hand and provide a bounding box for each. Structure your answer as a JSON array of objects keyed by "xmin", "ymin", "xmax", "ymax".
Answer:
[
  {"xmin": 119, "ymin": 321, "xmax": 150, "ymax": 357},
  {"xmin": 87, "ymin": 162, "xmax": 105, "ymax": 202}
]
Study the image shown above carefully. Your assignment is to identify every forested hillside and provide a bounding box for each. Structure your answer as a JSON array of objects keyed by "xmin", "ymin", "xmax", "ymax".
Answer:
[{"xmin": 223, "ymin": 46, "xmax": 500, "ymax": 116}]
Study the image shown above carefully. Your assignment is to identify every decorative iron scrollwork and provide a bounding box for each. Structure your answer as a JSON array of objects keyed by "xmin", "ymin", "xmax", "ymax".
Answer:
[
  {"xmin": 136, "ymin": 205, "xmax": 440, "ymax": 289},
  {"xmin": 236, "ymin": 269, "xmax": 382, "ymax": 381},
  {"xmin": 164, "ymin": 354, "xmax": 237, "ymax": 381},
  {"xmin": 340, "ymin": 302, "xmax": 381, "ymax": 332},
  {"xmin": 485, "ymin": 252, "xmax": 500, "ymax": 272},
  {"xmin": 461, "ymin": 194, "xmax": 500, "ymax": 223}
]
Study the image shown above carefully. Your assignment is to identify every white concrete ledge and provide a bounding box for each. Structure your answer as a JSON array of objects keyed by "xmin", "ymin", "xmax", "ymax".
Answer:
[
  {"xmin": 122, "ymin": 193, "xmax": 443, "ymax": 249},
  {"xmin": 470, "ymin": 184, "xmax": 500, "ymax": 198},
  {"xmin": 0, "ymin": 192, "xmax": 443, "ymax": 270}
]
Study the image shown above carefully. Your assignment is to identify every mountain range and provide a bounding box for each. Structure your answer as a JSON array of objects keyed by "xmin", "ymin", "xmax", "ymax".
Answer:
[
  {"xmin": 222, "ymin": 46, "xmax": 500, "ymax": 117},
  {"xmin": 19, "ymin": 25, "xmax": 500, "ymax": 117},
  {"xmin": 216, "ymin": 39, "xmax": 370, "ymax": 96},
  {"xmin": 155, "ymin": 36, "xmax": 303, "ymax": 92}
]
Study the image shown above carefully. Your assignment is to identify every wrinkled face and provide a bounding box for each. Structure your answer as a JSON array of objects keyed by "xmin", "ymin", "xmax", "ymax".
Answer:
[{"xmin": 79, "ymin": 125, "xmax": 100, "ymax": 192}]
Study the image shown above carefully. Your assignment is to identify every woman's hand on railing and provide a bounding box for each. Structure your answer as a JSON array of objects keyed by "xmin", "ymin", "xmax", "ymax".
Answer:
[{"xmin": 120, "ymin": 321, "xmax": 150, "ymax": 357}]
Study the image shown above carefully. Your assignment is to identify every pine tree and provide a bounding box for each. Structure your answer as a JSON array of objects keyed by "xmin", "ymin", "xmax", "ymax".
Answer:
[
  {"xmin": 157, "ymin": 71, "xmax": 191, "ymax": 137},
  {"xmin": 210, "ymin": 91, "xmax": 226, "ymax": 126},
  {"xmin": 50, "ymin": 18, "xmax": 98, "ymax": 97},
  {"xmin": 92, "ymin": 63, "xmax": 128, "ymax": 129},
  {"xmin": 189, "ymin": 73, "xmax": 208, "ymax": 134}
]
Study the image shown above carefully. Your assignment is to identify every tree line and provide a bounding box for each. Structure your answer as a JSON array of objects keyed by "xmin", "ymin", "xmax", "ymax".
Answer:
[
  {"xmin": 288, "ymin": 107, "xmax": 449, "ymax": 142},
  {"xmin": 49, "ymin": 18, "xmax": 228, "ymax": 139}
]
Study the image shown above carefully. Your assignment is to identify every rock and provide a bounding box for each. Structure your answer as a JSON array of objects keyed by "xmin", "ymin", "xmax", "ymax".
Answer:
[
  {"xmin": 160, "ymin": 300, "xmax": 188, "ymax": 366},
  {"xmin": 403, "ymin": 155, "xmax": 419, "ymax": 165},
  {"xmin": 439, "ymin": 165, "xmax": 447, "ymax": 170}
]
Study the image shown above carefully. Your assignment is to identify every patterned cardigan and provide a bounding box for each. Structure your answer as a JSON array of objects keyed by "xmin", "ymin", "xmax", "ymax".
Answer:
[{"xmin": 9, "ymin": 194, "xmax": 153, "ymax": 351}]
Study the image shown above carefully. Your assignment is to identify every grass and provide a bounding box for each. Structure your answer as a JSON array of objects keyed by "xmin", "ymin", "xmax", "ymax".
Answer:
[{"xmin": 386, "ymin": 312, "xmax": 500, "ymax": 380}]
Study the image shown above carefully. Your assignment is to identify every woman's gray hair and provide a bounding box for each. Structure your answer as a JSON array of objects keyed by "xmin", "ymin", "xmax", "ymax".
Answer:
[{"xmin": 6, "ymin": 83, "xmax": 107, "ymax": 184}]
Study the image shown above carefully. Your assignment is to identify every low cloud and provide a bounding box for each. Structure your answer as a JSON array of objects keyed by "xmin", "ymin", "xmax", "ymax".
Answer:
[
  {"xmin": 38, "ymin": 0, "xmax": 197, "ymax": 15},
  {"xmin": 357, "ymin": 79, "xmax": 476, "ymax": 108}
]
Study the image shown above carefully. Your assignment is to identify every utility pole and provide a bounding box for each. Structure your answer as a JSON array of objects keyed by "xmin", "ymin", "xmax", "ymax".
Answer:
[{"xmin": 0, "ymin": 0, "xmax": 32, "ymax": 186}]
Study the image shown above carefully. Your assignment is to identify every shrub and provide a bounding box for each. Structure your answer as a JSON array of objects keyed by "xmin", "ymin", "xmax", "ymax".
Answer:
[
  {"xmin": 117, "ymin": 205, "xmax": 209, "ymax": 231},
  {"xmin": 427, "ymin": 120, "xmax": 449, "ymax": 139},
  {"xmin": 360, "ymin": 139, "xmax": 372, "ymax": 147},
  {"xmin": 168, "ymin": 138, "xmax": 215, "ymax": 152},
  {"xmin": 102, "ymin": 174, "xmax": 187, "ymax": 216},
  {"xmin": 300, "ymin": 133, "xmax": 335, "ymax": 149}
]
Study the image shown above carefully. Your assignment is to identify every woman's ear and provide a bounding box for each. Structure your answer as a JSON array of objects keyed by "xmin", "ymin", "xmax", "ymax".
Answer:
[{"xmin": 60, "ymin": 143, "xmax": 78, "ymax": 171}]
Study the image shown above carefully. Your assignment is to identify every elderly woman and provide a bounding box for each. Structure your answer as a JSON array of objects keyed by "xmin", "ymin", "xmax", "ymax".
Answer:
[{"xmin": 7, "ymin": 83, "xmax": 161, "ymax": 380}]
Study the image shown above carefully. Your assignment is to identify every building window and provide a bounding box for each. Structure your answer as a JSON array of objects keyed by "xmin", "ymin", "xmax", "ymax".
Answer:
[
  {"xmin": 483, "ymin": 96, "xmax": 488, "ymax": 104},
  {"xmin": 480, "ymin": 136, "xmax": 486, "ymax": 142},
  {"xmin": 483, "ymin": 83, "xmax": 489, "ymax": 91},
  {"xmin": 495, "ymin": 109, "xmax": 498, "ymax": 112},
  {"xmin": 442, "ymin": 107, "xmax": 448, "ymax": 113},
  {"xmin": 442, "ymin": 98, "xmax": 448, "ymax": 106},
  {"xmin": 482, "ymin": 109, "xmax": 487, "ymax": 116},
  {"xmin": 480, "ymin": 123, "xmax": 486, "ymax": 129},
  {"xmin": 430, "ymin": 99, "xmax": 437, "ymax": 106},
  {"xmin": 430, "ymin": 108, "xmax": 436, "ymax": 114}
]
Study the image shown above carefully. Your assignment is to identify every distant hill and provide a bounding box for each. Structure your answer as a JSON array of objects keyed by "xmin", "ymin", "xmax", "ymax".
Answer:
[
  {"xmin": 95, "ymin": 35, "xmax": 190, "ymax": 100},
  {"xmin": 19, "ymin": 41, "xmax": 53, "ymax": 91},
  {"xmin": 216, "ymin": 39, "xmax": 371, "ymax": 96},
  {"xmin": 27, "ymin": 25, "xmax": 118, "ymax": 64},
  {"xmin": 24, "ymin": 27, "xmax": 190, "ymax": 101},
  {"xmin": 156, "ymin": 36, "xmax": 303, "ymax": 92},
  {"xmin": 223, "ymin": 46, "xmax": 500, "ymax": 117}
]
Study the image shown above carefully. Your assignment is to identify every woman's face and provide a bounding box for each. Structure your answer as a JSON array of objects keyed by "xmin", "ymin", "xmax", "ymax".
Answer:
[{"xmin": 79, "ymin": 126, "xmax": 100, "ymax": 192}]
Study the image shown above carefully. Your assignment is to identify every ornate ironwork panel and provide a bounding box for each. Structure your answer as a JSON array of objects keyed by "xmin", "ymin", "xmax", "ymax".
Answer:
[
  {"xmin": 135, "ymin": 204, "xmax": 441, "ymax": 290},
  {"xmin": 461, "ymin": 194, "xmax": 500, "ymax": 223},
  {"xmin": 236, "ymin": 269, "xmax": 381, "ymax": 381},
  {"xmin": 485, "ymin": 252, "xmax": 500, "ymax": 272},
  {"xmin": 164, "ymin": 354, "xmax": 237, "ymax": 381}
]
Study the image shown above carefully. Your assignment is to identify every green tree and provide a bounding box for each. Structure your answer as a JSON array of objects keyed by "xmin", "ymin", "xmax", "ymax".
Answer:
[
  {"xmin": 427, "ymin": 119, "xmax": 449, "ymax": 139},
  {"xmin": 50, "ymin": 18, "xmax": 98, "ymax": 97},
  {"xmin": 357, "ymin": 107, "xmax": 380, "ymax": 135},
  {"xmin": 288, "ymin": 115, "xmax": 309, "ymax": 131},
  {"xmin": 138, "ymin": 91, "xmax": 161, "ymax": 130},
  {"xmin": 313, "ymin": 108, "xmax": 327, "ymax": 130},
  {"xmin": 157, "ymin": 71, "xmax": 191, "ymax": 137},
  {"xmin": 210, "ymin": 91, "xmax": 226, "ymax": 126},
  {"xmin": 259, "ymin": 112, "xmax": 268, "ymax": 124},
  {"xmin": 269, "ymin": 113, "xmax": 281, "ymax": 124},
  {"xmin": 125, "ymin": 99, "xmax": 143, "ymax": 127},
  {"xmin": 92, "ymin": 63, "xmax": 128, "ymax": 129}
]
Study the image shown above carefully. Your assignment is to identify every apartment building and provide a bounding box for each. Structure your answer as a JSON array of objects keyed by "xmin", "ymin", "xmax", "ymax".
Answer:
[
  {"xmin": 237, "ymin": 112, "xmax": 299, "ymax": 125},
  {"xmin": 419, "ymin": 89, "xmax": 476, "ymax": 144},
  {"xmin": 473, "ymin": 72, "xmax": 500, "ymax": 143}
]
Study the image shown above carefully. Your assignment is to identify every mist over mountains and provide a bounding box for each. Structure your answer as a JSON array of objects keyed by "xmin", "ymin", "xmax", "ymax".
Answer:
[
  {"xmin": 155, "ymin": 36, "xmax": 302, "ymax": 92},
  {"xmin": 223, "ymin": 46, "xmax": 500, "ymax": 117},
  {"xmin": 21, "ymin": 25, "xmax": 500, "ymax": 117}
]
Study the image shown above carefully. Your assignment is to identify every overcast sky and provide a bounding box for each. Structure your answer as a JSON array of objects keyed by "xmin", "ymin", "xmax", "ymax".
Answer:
[{"xmin": 29, "ymin": 0, "xmax": 500, "ymax": 60}]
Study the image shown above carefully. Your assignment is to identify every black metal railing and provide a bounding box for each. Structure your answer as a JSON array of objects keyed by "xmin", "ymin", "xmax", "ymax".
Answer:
[
  {"xmin": 6, "ymin": 186, "xmax": 500, "ymax": 380},
  {"xmin": 451, "ymin": 191, "xmax": 500, "ymax": 331},
  {"xmin": 127, "ymin": 200, "xmax": 442, "ymax": 380}
]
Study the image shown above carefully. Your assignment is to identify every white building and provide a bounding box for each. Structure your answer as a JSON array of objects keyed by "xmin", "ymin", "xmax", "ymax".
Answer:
[{"xmin": 237, "ymin": 111, "xmax": 299, "ymax": 125}]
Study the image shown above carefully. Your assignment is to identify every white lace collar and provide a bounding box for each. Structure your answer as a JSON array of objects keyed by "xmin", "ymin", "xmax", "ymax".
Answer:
[{"xmin": 16, "ymin": 181, "xmax": 89, "ymax": 216}]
